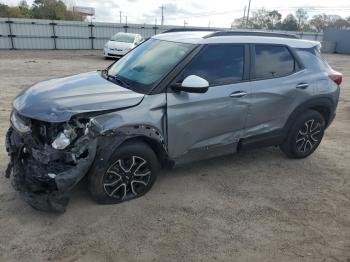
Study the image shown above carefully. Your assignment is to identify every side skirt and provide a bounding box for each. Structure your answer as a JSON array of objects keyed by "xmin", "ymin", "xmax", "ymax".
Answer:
[
  {"xmin": 238, "ymin": 129, "xmax": 286, "ymax": 152},
  {"xmin": 174, "ymin": 142, "xmax": 238, "ymax": 166},
  {"xmin": 171, "ymin": 130, "xmax": 286, "ymax": 167}
]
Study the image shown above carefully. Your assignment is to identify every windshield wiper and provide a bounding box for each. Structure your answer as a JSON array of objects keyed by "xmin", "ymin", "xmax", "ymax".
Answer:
[
  {"xmin": 104, "ymin": 73, "xmax": 130, "ymax": 87},
  {"xmin": 114, "ymin": 75, "xmax": 130, "ymax": 87},
  {"xmin": 100, "ymin": 68, "xmax": 108, "ymax": 76},
  {"xmin": 100, "ymin": 68, "xmax": 130, "ymax": 87}
]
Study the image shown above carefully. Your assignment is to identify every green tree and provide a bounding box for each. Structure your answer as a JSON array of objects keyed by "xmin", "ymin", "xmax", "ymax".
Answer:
[
  {"xmin": 280, "ymin": 14, "xmax": 298, "ymax": 31},
  {"xmin": 332, "ymin": 18, "xmax": 349, "ymax": 29},
  {"xmin": 0, "ymin": 3, "xmax": 10, "ymax": 17},
  {"xmin": 31, "ymin": 0, "xmax": 84, "ymax": 20},
  {"xmin": 249, "ymin": 8, "xmax": 271, "ymax": 29},
  {"xmin": 301, "ymin": 23, "xmax": 316, "ymax": 32},
  {"xmin": 268, "ymin": 10, "xmax": 282, "ymax": 30},
  {"xmin": 32, "ymin": 0, "xmax": 67, "ymax": 20},
  {"xmin": 19, "ymin": 0, "xmax": 32, "ymax": 18},
  {"xmin": 0, "ymin": 2, "xmax": 31, "ymax": 18},
  {"xmin": 327, "ymin": 15, "xmax": 349, "ymax": 29}
]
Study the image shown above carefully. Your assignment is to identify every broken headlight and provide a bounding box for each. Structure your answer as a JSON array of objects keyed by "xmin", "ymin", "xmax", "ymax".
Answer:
[
  {"xmin": 11, "ymin": 111, "xmax": 30, "ymax": 134},
  {"xmin": 52, "ymin": 126, "xmax": 77, "ymax": 150}
]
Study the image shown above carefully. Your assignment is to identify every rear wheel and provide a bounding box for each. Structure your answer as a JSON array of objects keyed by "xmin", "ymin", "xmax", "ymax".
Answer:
[
  {"xmin": 280, "ymin": 110, "xmax": 325, "ymax": 158},
  {"xmin": 88, "ymin": 141, "xmax": 159, "ymax": 204}
]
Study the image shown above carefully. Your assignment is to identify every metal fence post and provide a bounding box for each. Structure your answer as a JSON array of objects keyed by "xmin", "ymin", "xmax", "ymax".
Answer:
[
  {"xmin": 6, "ymin": 18, "xmax": 15, "ymax": 49},
  {"xmin": 50, "ymin": 21, "xmax": 57, "ymax": 49},
  {"xmin": 153, "ymin": 26, "xmax": 158, "ymax": 35},
  {"xmin": 88, "ymin": 22, "xmax": 94, "ymax": 49}
]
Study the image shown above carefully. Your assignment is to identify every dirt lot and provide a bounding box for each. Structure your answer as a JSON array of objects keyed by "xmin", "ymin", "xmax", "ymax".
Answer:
[{"xmin": 0, "ymin": 50, "xmax": 349, "ymax": 262}]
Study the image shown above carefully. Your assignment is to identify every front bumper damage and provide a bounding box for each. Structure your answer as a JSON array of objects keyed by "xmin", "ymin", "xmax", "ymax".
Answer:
[{"xmin": 5, "ymin": 127, "xmax": 97, "ymax": 212}]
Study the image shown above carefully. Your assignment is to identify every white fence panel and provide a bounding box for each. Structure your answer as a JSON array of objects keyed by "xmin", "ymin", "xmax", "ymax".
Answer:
[{"xmin": 0, "ymin": 18, "xmax": 324, "ymax": 50}]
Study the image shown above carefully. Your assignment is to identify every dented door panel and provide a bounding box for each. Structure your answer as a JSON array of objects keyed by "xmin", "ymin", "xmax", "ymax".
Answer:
[{"xmin": 167, "ymin": 82, "xmax": 251, "ymax": 159}]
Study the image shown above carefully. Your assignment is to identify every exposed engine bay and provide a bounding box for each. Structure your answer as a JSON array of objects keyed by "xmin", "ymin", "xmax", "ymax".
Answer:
[
  {"xmin": 5, "ymin": 108, "xmax": 167, "ymax": 212},
  {"xmin": 6, "ymin": 112, "xmax": 97, "ymax": 212}
]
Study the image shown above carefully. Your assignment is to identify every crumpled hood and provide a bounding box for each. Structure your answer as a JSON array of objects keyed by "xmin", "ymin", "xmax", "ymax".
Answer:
[{"xmin": 13, "ymin": 71, "xmax": 144, "ymax": 122}]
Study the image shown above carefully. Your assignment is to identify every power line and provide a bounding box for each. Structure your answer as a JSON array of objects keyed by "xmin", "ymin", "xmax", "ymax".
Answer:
[
  {"xmin": 164, "ymin": 5, "xmax": 350, "ymax": 21},
  {"xmin": 166, "ymin": 9, "xmax": 244, "ymax": 20}
]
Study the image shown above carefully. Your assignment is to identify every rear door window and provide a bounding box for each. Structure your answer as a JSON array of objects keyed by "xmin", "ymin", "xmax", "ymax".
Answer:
[
  {"xmin": 254, "ymin": 45, "xmax": 298, "ymax": 79},
  {"xmin": 181, "ymin": 44, "xmax": 245, "ymax": 86}
]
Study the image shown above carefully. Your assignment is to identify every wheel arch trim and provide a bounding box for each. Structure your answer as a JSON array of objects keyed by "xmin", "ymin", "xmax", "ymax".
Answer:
[
  {"xmin": 91, "ymin": 124, "xmax": 169, "ymax": 170},
  {"xmin": 284, "ymin": 96, "xmax": 335, "ymax": 133}
]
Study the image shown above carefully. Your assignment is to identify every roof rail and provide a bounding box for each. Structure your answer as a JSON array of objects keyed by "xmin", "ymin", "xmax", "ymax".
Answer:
[
  {"xmin": 161, "ymin": 28, "xmax": 219, "ymax": 34},
  {"xmin": 204, "ymin": 31, "xmax": 299, "ymax": 39}
]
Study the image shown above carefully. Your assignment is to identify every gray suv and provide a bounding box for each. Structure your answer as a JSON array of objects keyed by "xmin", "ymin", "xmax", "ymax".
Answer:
[{"xmin": 6, "ymin": 31, "xmax": 342, "ymax": 212}]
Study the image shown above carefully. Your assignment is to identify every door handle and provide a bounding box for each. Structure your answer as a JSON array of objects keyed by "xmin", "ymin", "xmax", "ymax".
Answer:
[
  {"xmin": 296, "ymin": 83, "xmax": 309, "ymax": 89},
  {"xmin": 230, "ymin": 91, "xmax": 247, "ymax": 98}
]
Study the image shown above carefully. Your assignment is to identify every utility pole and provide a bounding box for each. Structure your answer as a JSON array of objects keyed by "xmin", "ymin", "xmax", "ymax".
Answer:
[
  {"xmin": 159, "ymin": 6, "xmax": 164, "ymax": 25},
  {"xmin": 246, "ymin": 0, "xmax": 251, "ymax": 29},
  {"xmin": 184, "ymin": 20, "xmax": 187, "ymax": 27},
  {"xmin": 242, "ymin": 6, "xmax": 246, "ymax": 28},
  {"xmin": 208, "ymin": 21, "xmax": 210, "ymax": 28},
  {"xmin": 125, "ymin": 16, "xmax": 128, "ymax": 25},
  {"xmin": 119, "ymin": 11, "xmax": 122, "ymax": 24}
]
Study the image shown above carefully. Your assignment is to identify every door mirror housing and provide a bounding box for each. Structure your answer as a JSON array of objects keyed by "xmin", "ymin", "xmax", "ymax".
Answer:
[{"xmin": 172, "ymin": 75, "xmax": 209, "ymax": 93}]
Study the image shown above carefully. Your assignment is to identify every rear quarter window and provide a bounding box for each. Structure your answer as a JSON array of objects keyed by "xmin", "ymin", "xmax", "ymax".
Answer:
[{"xmin": 296, "ymin": 47, "xmax": 331, "ymax": 72}]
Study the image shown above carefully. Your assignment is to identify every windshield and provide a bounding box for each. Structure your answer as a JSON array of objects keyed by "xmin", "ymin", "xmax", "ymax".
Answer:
[
  {"xmin": 107, "ymin": 39, "xmax": 194, "ymax": 94},
  {"xmin": 111, "ymin": 34, "xmax": 135, "ymax": 43}
]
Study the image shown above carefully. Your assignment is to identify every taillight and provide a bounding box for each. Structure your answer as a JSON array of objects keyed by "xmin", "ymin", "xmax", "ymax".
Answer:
[{"xmin": 329, "ymin": 71, "xmax": 343, "ymax": 86}]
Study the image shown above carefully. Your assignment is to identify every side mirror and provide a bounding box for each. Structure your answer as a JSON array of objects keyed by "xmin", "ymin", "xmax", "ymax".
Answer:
[{"xmin": 172, "ymin": 75, "xmax": 209, "ymax": 93}]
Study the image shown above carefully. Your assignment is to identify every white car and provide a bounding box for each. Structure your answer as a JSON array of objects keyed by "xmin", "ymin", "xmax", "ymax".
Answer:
[{"xmin": 103, "ymin": 32, "xmax": 144, "ymax": 59}]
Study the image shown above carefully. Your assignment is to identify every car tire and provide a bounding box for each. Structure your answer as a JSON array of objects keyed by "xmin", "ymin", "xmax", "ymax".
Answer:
[
  {"xmin": 280, "ymin": 110, "xmax": 325, "ymax": 159},
  {"xmin": 88, "ymin": 141, "xmax": 159, "ymax": 204}
]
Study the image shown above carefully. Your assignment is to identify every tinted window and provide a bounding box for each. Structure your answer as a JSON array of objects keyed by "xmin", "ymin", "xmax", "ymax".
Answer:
[
  {"xmin": 182, "ymin": 45, "xmax": 244, "ymax": 86},
  {"xmin": 254, "ymin": 45, "xmax": 297, "ymax": 79}
]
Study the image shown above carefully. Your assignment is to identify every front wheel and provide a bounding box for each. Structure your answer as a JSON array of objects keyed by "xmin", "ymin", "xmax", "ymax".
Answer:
[
  {"xmin": 88, "ymin": 141, "xmax": 159, "ymax": 204},
  {"xmin": 280, "ymin": 110, "xmax": 325, "ymax": 159}
]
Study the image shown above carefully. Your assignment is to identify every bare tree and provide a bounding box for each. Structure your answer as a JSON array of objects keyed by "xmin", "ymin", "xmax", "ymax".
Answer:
[{"xmin": 295, "ymin": 8, "xmax": 309, "ymax": 31}]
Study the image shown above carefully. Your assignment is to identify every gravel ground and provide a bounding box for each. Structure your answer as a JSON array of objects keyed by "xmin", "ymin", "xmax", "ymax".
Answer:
[{"xmin": 0, "ymin": 50, "xmax": 349, "ymax": 262}]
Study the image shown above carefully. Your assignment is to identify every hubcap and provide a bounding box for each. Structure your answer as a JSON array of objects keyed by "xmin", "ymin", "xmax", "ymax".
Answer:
[
  {"xmin": 296, "ymin": 119, "xmax": 322, "ymax": 153},
  {"xmin": 103, "ymin": 156, "xmax": 151, "ymax": 200}
]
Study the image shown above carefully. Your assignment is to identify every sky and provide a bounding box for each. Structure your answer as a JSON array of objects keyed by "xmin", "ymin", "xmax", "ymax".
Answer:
[{"xmin": 3, "ymin": 0, "xmax": 350, "ymax": 27}]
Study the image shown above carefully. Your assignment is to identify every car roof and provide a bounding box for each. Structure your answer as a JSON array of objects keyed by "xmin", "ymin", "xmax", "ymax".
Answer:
[
  {"xmin": 152, "ymin": 31, "xmax": 319, "ymax": 49},
  {"xmin": 114, "ymin": 32, "xmax": 139, "ymax": 36}
]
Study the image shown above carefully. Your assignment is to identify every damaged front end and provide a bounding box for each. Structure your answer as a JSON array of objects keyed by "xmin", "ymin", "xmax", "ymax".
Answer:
[{"xmin": 5, "ymin": 111, "xmax": 97, "ymax": 212}]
